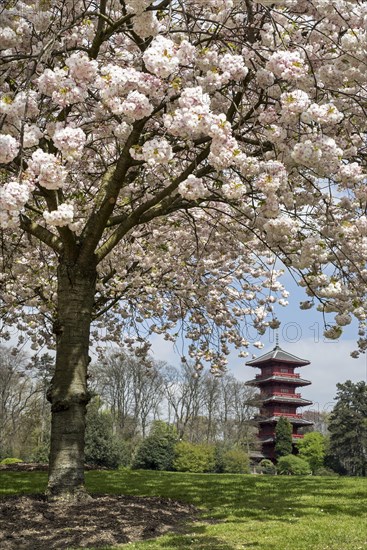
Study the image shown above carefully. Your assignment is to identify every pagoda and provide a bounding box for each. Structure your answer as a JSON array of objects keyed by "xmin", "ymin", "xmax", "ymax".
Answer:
[{"xmin": 246, "ymin": 344, "xmax": 313, "ymax": 460}]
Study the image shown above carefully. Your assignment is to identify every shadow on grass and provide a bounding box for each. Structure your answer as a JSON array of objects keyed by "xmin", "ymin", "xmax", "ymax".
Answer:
[
  {"xmin": 0, "ymin": 472, "xmax": 47, "ymax": 495},
  {"xmin": 85, "ymin": 470, "xmax": 367, "ymax": 523}
]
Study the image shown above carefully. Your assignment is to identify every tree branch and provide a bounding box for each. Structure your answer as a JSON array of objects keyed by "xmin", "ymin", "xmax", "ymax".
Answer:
[
  {"xmin": 19, "ymin": 215, "xmax": 63, "ymax": 253},
  {"xmin": 95, "ymin": 146, "xmax": 211, "ymax": 262}
]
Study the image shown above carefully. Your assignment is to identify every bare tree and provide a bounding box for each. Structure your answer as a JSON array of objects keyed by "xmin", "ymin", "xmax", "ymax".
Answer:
[
  {"xmin": 0, "ymin": 346, "xmax": 34, "ymax": 457},
  {"xmin": 161, "ymin": 363, "xmax": 204, "ymax": 439},
  {"xmin": 92, "ymin": 351, "xmax": 163, "ymax": 439}
]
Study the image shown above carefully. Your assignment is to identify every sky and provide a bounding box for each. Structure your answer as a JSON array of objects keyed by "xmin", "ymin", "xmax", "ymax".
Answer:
[{"xmin": 149, "ymin": 270, "xmax": 367, "ymax": 412}]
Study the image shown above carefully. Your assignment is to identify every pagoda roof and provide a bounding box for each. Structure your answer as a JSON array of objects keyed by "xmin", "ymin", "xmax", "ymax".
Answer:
[
  {"xmin": 259, "ymin": 415, "xmax": 313, "ymax": 426},
  {"xmin": 246, "ymin": 345, "xmax": 310, "ymax": 367},
  {"xmin": 246, "ymin": 375, "xmax": 311, "ymax": 386}
]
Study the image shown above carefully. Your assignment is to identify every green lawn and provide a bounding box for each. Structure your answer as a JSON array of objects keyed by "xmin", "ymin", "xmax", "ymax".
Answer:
[{"xmin": 1, "ymin": 469, "xmax": 366, "ymax": 550}]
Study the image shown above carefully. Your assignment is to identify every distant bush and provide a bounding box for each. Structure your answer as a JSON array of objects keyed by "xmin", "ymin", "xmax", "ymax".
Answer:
[
  {"xmin": 277, "ymin": 454, "xmax": 311, "ymax": 475},
  {"xmin": 29, "ymin": 443, "xmax": 50, "ymax": 464},
  {"xmin": 85, "ymin": 398, "xmax": 131, "ymax": 469},
  {"xmin": 213, "ymin": 444, "xmax": 225, "ymax": 473},
  {"xmin": 259, "ymin": 459, "xmax": 277, "ymax": 475},
  {"xmin": 132, "ymin": 421, "xmax": 178, "ymax": 471},
  {"xmin": 0, "ymin": 458, "xmax": 23, "ymax": 465},
  {"xmin": 173, "ymin": 441, "xmax": 216, "ymax": 473},
  {"xmin": 221, "ymin": 448, "xmax": 250, "ymax": 474}
]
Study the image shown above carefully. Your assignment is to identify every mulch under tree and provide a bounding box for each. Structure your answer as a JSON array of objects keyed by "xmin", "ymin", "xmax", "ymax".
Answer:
[{"xmin": 0, "ymin": 465, "xmax": 199, "ymax": 549}]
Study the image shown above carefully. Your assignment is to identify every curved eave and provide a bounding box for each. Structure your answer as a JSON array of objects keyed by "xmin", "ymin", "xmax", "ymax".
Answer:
[
  {"xmin": 261, "ymin": 396, "xmax": 313, "ymax": 406},
  {"xmin": 259, "ymin": 416, "xmax": 314, "ymax": 426},
  {"xmin": 246, "ymin": 376, "xmax": 311, "ymax": 386},
  {"xmin": 246, "ymin": 346, "xmax": 310, "ymax": 367},
  {"xmin": 260, "ymin": 435, "xmax": 305, "ymax": 444}
]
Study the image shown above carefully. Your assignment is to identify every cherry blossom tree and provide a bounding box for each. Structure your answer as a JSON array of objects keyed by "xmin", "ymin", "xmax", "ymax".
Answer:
[{"xmin": 1, "ymin": 0, "xmax": 367, "ymax": 498}]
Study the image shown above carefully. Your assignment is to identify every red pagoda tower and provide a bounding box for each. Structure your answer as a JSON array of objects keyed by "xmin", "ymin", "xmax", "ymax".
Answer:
[{"xmin": 246, "ymin": 344, "xmax": 313, "ymax": 460}]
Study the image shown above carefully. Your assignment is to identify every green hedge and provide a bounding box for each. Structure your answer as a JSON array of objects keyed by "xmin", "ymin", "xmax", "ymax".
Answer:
[
  {"xmin": 221, "ymin": 448, "xmax": 250, "ymax": 474},
  {"xmin": 277, "ymin": 454, "xmax": 311, "ymax": 475},
  {"xmin": 173, "ymin": 441, "xmax": 216, "ymax": 473}
]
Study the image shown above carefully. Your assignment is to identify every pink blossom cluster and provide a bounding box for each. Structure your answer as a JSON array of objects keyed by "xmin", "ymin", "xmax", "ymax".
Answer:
[
  {"xmin": 0, "ymin": 91, "xmax": 39, "ymax": 122},
  {"xmin": 133, "ymin": 11, "xmax": 160, "ymax": 38},
  {"xmin": 280, "ymin": 90, "xmax": 311, "ymax": 115},
  {"xmin": 27, "ymin": 150, "xmax": 67, "ymax": 190},
  {"xmin": 304, "ymin": 103, "xmax": 344, "ymax": 125},
  {"xmin": 38, "ymin": 68, "xmax": 87, "ymax": 107},
  {"xmin": 0, "ymin": 134, "xmax": 18, "ymax": 164},
  {"xmin": 178, "ymin": 175, "xmax": 209, "ymax": 200},
  {"xmin": 143, "ymin": 36, "xmax": 180, "ymax": 78},
  {"xmin": 0, "ymin": 181, "xmax": 30, "ymax": 228},
  {"xmin": 130, "ymin": 138, "xmax": 173, "ymax": 165},
  {"xmin": 266, "ymin": 51, "xmax": 307, "ymax": 81},
  {"xmin": 292, "ymin": 136, "xmax": 342, "ymax": 174},
  {"xmin": 43, "ymin": 203, "xmax": 74, "ymax": 228},
  {"xmin": 163, "ymin": 86, "xmax": 212, "ymax": 138},
  {"xmin": 52, "ymin": 125, "xmax": 87, "ymax": 162},
  {"xmin": 23, "ymin": 124, "xmax": 43, "ymax": 149},
  {"xmin": 119, "ymin": 91, "xmax": 153, "ymax": 120}
]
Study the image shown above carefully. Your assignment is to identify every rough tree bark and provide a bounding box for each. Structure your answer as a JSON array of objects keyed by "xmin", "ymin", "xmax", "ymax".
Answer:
[{"xmin": 47, "ymin": 260, "xmax": 97, "ymax": 500}]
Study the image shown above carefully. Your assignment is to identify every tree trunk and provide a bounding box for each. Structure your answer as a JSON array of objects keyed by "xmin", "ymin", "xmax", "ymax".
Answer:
[{"xmin": 47, "ymin": 261, "xmax": 96, "ymax": 500}]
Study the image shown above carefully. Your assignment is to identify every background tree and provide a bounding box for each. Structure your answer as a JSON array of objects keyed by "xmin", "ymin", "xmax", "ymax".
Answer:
[
  {"xmin": 275, "ymin": 417, "xmax": 293, "ymax": 459},
  {"xmin": 162, "ymin": 363, "xmax": 204, "ymax": 439},
  {"xmin": 2, "ymin": 0, "xmax": 367, "ymax": 499},
  {"xmin": 92, "ymin": 351, "xmax": 163, "ymax": 440},
  {"xmin": 26, "ymin": 353, "xmax": 54, "ymax": 459},
  {"xmin": 0, "ymin": 346, "xmax": 35, "ymax": 458},
  {"xmin": 132, "ymin": 421, "xmax": 178, "ymax": 472},
  {"xmin": 84, "ymin": 397, "xmax": 130, "ymax": 469},
  {"xmin": 296, "ymin": 432, "xmax": 326, "ymax": 475},
  {"xmin": 328, "ymin": 381, "xmax": 367, "ymax": 477}
]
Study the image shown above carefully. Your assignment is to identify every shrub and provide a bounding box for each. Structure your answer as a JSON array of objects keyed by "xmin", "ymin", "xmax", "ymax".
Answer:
[
  {"xmin": 213, "ymin": 443, "xmax": 225, "ymax": 473},
  {"xmin": 277, "ymin": 454, "xmax": 311, "ymax": 475},
  {"xmin": 132, "ymin": 422, "xmax": 178, "ymax": 471},
  {"xmin": 296, "ymin": 431, "xmax": 326, "ymax": 474},
  {"xmin": 259, "ymin": 459, "xmax": 277, "ymax": 475},
  {"xmin": 173, "ymin": 441, "xmax": 216, "ymax": 473},
  {"xmin": 221, "ymin": 448, "xmax": 250, "ymax": 474},
  {"xmin": 29, "ymin": 443, "xmax": 50, "ymax": 464},
  {"xmin": 0, "ymin": 458, "xmax": 23, "ymax": 465},
  {"xmin": 85, "ymin": 398, "xmax": 130, "ymax": 469}
]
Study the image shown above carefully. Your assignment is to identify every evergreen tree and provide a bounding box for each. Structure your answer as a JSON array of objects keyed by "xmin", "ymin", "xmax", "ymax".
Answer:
[
  {"xmin": 328, "ymin": 381, "xmax": 367, "ymax": 476},
  {"xmin": 85, "ymin": 398, "xmax": 130, "ymax": 469},
  {"xmin": 132, "ymin": 421, "xmax": 178, "ymax": 471},
  {"xmin": 275, "ymin": 417, "xmax": 293, "ymax": 459}
]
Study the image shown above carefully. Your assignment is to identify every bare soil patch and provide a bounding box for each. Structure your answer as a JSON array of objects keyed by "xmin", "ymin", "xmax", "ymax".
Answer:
[{"xmin": 1, "ymin": 474, "xmax": 199, "ymax": 550}]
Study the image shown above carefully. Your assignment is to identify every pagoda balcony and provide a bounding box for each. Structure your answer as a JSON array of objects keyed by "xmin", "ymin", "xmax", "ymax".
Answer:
[
  {"xmin": 262, "ymin": 391, "xmax": 302, "ymax": 399},
  {"xmin": 259, "ymin": 433, "xmax": 305, "ymax": 443},
  {"xmin": 245, "ymin": 373, "xmax": 311, "ymax": 386},
  {"xmin": 273, "ymin": 412, "xmax": 303, "ymax": 418},
  {"xmin": 259, "ymin": 414, "xmax": 314, "ymax": 426},
  {"xmin": 256, "ymin": 372, "xmax": 300, "ymax": 379},
  {"xmin": 261, "ymin": 395, "xmax": 313, "ymax": 406}
]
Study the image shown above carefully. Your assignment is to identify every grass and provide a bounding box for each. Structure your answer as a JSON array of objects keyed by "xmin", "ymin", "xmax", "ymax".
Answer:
[{"xmin": 1, "ymin": 469, "xmax": 367, "ymax": 549}]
